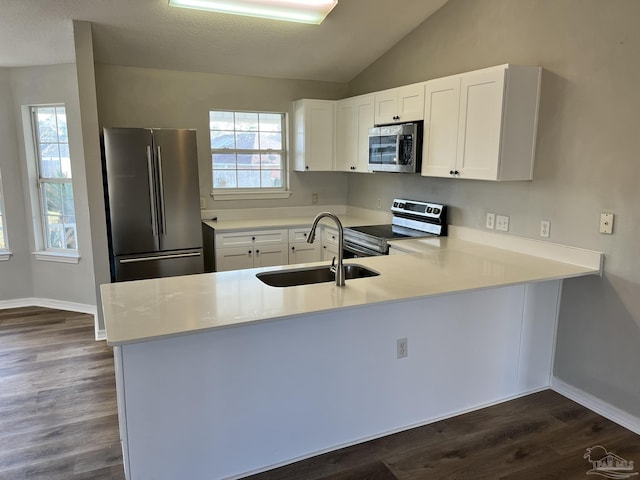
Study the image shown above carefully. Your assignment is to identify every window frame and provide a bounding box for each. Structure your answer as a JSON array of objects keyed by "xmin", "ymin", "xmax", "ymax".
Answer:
[
  {"xmin": 209, "ymin": 109, "xmax": 291, "ymax": 201},
  {"xmin": 0, "ymin": 168, "xmax": 10, "ymax": 261},
  {"xmin": 28, "ymin": 104, "xmax": 80, "ymax": 263}
]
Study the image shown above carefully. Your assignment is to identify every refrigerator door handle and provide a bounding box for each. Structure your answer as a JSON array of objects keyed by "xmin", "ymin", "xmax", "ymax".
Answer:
[
  {"xmin": 119, "ymin": 252, "xmax": 202, "ymax": 264},
  {"xmin": 146, "ymin": 146, "xmax": 159, "ymax": 237},
  {"xmin": 156, "ymin": 145, "xmax": 167, "ymax": 235}
]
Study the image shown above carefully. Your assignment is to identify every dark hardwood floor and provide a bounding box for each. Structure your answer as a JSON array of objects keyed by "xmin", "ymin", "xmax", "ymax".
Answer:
[
  {"xmin": 2, "ymin": 307, "xmax": 639, "ymax": 480},
  {"xmin": 0, "ymin": 306, "xmax": 124, "ymax": 480}
]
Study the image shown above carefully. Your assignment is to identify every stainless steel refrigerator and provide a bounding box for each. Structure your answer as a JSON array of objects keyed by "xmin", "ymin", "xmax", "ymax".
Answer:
[{"xmin": 102, "ymin": 128, "xmax": 204, "ymax": 282}]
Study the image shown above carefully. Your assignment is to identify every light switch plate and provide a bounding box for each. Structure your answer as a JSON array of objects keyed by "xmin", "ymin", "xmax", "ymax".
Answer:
[{"xmin": 600, "ymin": 213, "xmax": 614, "ymax": 234}]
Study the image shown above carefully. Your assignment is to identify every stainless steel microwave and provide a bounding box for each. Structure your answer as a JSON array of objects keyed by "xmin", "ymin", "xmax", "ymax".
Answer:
[{"xmin": 368, "ymin": 122, "xmax": 422, "ymax": 173}]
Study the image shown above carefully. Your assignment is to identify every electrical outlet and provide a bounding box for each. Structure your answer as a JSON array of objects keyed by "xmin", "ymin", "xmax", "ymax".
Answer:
[
  {"xmin": 376, "ymin": 198, "xmax": 382, "ymax": 209},
  {"xmin": 397, "ymin": 338, "xmax": 408, "ymax": 359},
  {"xmin": 540, "ymin": 220, "xmax": 550, "ymax": 238},
  {"xmin": 199, "ymin": 197, "xmax": 206, "ymax": 209},
  {"xmin": 600, "ymin": 213, "xmax": 614, "ymax": 234},
  {"xmin": 311, "ymin": 193, "xmax": 318, "ymax": 205},
  {"xmin": 486, "ymin": 213, "xmax": 495, "ymax": 230},
  {"xmin": 496, "ymin": 215, "xmax": 510, "ymax": 232}
]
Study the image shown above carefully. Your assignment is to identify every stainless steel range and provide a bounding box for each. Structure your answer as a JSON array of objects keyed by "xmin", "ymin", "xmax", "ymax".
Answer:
[{"xmin": 343, "ymin": 198, "xmax": 447, "ymax": 257}]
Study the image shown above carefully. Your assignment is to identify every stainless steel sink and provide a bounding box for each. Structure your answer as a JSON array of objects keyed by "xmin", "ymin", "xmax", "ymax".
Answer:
[{"xmin": 256, "ymin": 264, "xmax": 380, "ymax": 287}]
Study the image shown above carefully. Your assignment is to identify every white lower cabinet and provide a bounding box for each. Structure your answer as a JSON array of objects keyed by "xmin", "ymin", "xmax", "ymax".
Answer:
[
  {"xmin": 215, "ymin": 229, "xmax": 289, "ymax": 272},
  {"xmin": 321, "ymin": 226, "xmax": 339, "ymax": 262},
  {"xmin": 215, "ymin": 227, "xmax": 322, "ymax": 271},
  {"xmin": 289, "ymin": 228, "xmax": 321, "ymax": 265}
]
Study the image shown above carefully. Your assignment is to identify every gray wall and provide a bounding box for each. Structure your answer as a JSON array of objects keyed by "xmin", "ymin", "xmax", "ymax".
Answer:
[
  {"xmin": 9, "ymin": 64, "xmax": 97, "ymax": 306},
  {"xmin": 348, "ymin": 0, "xmax": 640, "ymax": 416},
  {"xmin": 0, "ymin": 69, "xmax": 32, "ymax": 300},
  {"xmin": 95, "ymin": 65, "xmax": 350, "ymax": 210}
]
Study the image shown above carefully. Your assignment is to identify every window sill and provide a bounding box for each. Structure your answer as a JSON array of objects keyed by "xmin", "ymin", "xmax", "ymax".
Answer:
[
  {"xmin": 0, "ymin": 250, "xmax": 12, "ymax": 262},
  {"xmin": 32, "ymin": 251, "xmax": 81, "ymax": 264},
  {"xmin": 211, "ymin": 190, "xmax": 292, "ymax": 201}
]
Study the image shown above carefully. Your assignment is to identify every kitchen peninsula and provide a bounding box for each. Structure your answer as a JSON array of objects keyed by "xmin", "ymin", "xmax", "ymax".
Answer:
[{"xmin": 101, "ymin": 226, "xmax": 602, "ymax": 480}]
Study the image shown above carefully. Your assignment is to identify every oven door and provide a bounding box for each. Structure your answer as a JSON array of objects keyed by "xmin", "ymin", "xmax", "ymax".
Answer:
[{"xmin": 343, "ymin": 240, "xmax": 386, "ymax": 258}]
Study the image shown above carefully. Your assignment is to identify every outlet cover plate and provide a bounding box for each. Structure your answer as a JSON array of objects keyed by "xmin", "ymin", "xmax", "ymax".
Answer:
[
  {"xmin": 496, "ymin": 215, "xmax": 510, "ymax": 232},
  {"xmin": 486, "ymin": 213, "xmax": 495, "ymax": 230}
]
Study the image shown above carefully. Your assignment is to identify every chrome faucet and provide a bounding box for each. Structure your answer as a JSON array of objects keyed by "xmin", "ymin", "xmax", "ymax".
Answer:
[{"xmin": 307, "ymin": 212, "xmax": 345, "ymax": 287}]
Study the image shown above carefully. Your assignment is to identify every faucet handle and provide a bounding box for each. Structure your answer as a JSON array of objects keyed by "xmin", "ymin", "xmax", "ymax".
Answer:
[{"xmin": 330, "ymin": 256, "xmax": 337, "ymax": 273}]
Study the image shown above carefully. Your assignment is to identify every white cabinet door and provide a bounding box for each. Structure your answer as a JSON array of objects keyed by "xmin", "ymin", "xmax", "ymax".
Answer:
[
  {"xmin": 321, "ymin": 226, "xmax": 339, "ymax": 261},
  {"xmin": 293, "ymin": 99, "xmax": 335, "ymax": 172},
  {"xmin": 335, "ymin": 98, "xmax": 356, "ymax": 172},
  {"xmin": 216, "ymin": 247, "xmax": 254, "ymax": 272},
  {"xmin": 374, "ymin": 84, "xmax": 425, "ymax": 125},
  {"xmin": 289, "ymin": 243, "xmax": 321, "ymax": 265},
  {"xmin": 456, "ymin": 68, "xmax": 506, "ymax": 180},
  {"xmin": 422, "ymin": 76, "xmax": 461, "ymax": 178},
  {"xmin": 253, "ymin": 244, "xmax": 289, "ymax": 268},
  {"xmin": 335, "ymin": 95, "xmax": 374, "ymax": 172}
]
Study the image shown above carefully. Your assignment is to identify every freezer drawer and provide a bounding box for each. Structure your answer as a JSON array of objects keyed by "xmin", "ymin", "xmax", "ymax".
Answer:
[{"xmin": 114, "ymin": 249, "xmax": 204, "ymax": 282}]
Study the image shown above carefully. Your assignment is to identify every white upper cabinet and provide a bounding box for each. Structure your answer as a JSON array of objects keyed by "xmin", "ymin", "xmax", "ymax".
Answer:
[
  {"xmin": 293, "ymin": 99, "xmax": 335, "ymax": 172},
  {"xmin": 335, "ymin": 94, "xmax": 374, "ymax": 173},
  {"xmin": 374, "ymin": 83, "xmax": 425, "ymax": 125},
  {"xmin": 422, "ymin": 64, "xmax": 542, "ymax": 181}
]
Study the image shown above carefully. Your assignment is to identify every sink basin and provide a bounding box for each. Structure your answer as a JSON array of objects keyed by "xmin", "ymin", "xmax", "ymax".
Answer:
[{"xmin": 256, "ymin": 264, "xmax": 380, "ymax": 287}]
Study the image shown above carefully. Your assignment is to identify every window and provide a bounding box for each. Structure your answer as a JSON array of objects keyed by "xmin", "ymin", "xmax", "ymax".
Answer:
[
  {"xmin": 31, "ymin": 105, "xmax": 78, "ymax": 253},
  {"xmin": 0, "ymin": 168, "xmax": 8, "ymax": 256},
  {"xmin": 210, "ymin": 110, "xmax": 289, "ymax": 198}
]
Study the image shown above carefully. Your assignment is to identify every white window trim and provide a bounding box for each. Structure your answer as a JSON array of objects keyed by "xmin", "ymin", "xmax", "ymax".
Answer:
[
  {"xmin": 32, "ymin": 250, "xmax": 80, "ymax": 264},
  {"xmin": 211, "ymin": 190, "xmax": 292, "ymax": 201},
  {"xmin": 0, "ymin": 168, "xmax": 9, "ymax": 255},
  {"xmin": 210, "ymin": 110, "xmax": 290, "ymax": 198},
  {"xmin": 0, "ymin": 251, "xmax": 11, "ymax": 262}
]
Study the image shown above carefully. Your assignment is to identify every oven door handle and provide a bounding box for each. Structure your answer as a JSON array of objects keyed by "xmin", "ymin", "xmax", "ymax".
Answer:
[{"xmin": 343, "ymin": 241, "xmax": 384, "ymax": 257}]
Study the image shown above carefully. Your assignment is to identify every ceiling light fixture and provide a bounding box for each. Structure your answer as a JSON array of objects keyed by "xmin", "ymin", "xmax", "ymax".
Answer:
[{"xmin": 168, "ymin": 0, "xmax": 339, "ymax": 25}]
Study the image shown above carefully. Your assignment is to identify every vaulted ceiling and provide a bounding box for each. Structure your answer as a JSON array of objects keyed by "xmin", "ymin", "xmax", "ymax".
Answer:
[{"xmin": 0, "ymin": 0, "xmax": 447, "ymax": 82}]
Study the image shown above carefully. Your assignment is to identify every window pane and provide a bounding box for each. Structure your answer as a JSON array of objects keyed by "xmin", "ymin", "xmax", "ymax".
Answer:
[
  {"xmin": 213, "ymin": 170, "xmax": 237, "ymax": 189},
  {"xmin": 261, "ymin": 170, "xmax": 282, "ymax": 188},
  {"xmin": 237, "ymin": 170, "xmax": 260, "ymax": 188},
  {"xmin": 40, "ymin": 144, "xmax": 61, "ymax": 177},
  {"xmin": 210, "ymin": 131, "xmax": 235, "ymax": 149},
  {"xmin": 209, "ymin": 111, "xmax": 234, "ymax": 130},
  {"xmin": 43, "ymin": 183, "xmax": 63, "ymax": 218},
  {"xmin": 235, "ymin": 112, "xmax": 259, "ymax": 131},
  {"xmin": 259, "ymin": 132, "xmax": 282, "ymax": 150},
  {"xmin": 259, "ymin": 113, "xmax": 282, "ymax": 132},
  {"xmin": 36, "ymin": 107, "xmax": 58, "ymax": 142},
  {"xmin": 237, "ymin": 154, "xmax": 260, "ymax": 170},
  {"xmin": 59, "ymin": 144, "xmax": 71, "ymax": 178},
  {"xmin": 62, "ymin": 183, "xmax": 75, "ymax": 217},
  {"xmin": 235, "ymin": 132, "xmax": 258, "ymax": 149},
  {"xmin": 56, "ymin": 107, "xmax": 68, "ymax": 142},
  {"xmin": 46, "ymin": 220, "xmax": 64, "ymax": 249},
  {"xmin": 212, "ymin": 153, "xmax": 236, "ymax": 169},
  {"xmin": 261, "ymin": 153, "xmax": 281, "ymax": 168},
  {"xmin": 64, "ymin": 225, "xmax": 77, "ymax": 250}
]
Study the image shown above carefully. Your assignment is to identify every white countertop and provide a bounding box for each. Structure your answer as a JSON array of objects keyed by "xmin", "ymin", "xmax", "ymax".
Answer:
[
  {"xmin": 101, "ymin": 230, "xmax": 603, "ymax": 346},
  {"xmin": 203, "ymin": 213, "xmax": 386, "ymax": 232}
]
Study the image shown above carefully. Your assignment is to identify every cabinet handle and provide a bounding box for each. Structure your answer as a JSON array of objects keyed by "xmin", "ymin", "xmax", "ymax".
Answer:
[
  {"xmin": 291, "ymin": 246, "xmax": 295, "ymax": 251},
  {"xmin": 248, "ymin": 250, "xmax": 252, "ymax": 255},
  {"xmin": 454, "ymin": 170, "xmax": 460, "ymax": 175},
  {"xmin": 305, "ymin": 166, "xmax": 309, "ymax": 170},
  {"xmin": 252, "ymin": 236, "xmax": 256, "ymax": 241},
  {"xmin": 256, "ymin": 249, "xmax": 260, "ymax": 254},
  {"xmin": 449, "ymin": 170, "xmax": 455, "ymax": 175}
]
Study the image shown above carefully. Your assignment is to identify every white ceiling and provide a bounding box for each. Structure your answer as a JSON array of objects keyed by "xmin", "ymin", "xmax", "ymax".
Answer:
[{"xmin": 0, "ymin": 0, "xmax": 447, "ymax": 83}]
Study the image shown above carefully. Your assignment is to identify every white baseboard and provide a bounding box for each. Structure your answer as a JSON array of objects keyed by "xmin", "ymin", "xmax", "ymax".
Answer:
[
  {"xmin": 552, "ymin": 377, "xmax": 640, "ymax": 435},
  {"xmin": 0, "ymin": 297, "xmax": 104, "ymax": 342}
]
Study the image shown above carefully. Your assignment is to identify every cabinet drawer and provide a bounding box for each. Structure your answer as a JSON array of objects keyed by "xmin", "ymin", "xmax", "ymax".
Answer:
[
  {"xmin": 322, "ymin": 226, "xmax": 339, "ymax": 247},
  {"xmin": 289, "ymin": 227, "xmax": 312, "ymax": 243},
  {"xmin": 215, "ymin": 229, "xmax": 288, "ymax": 248}
]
